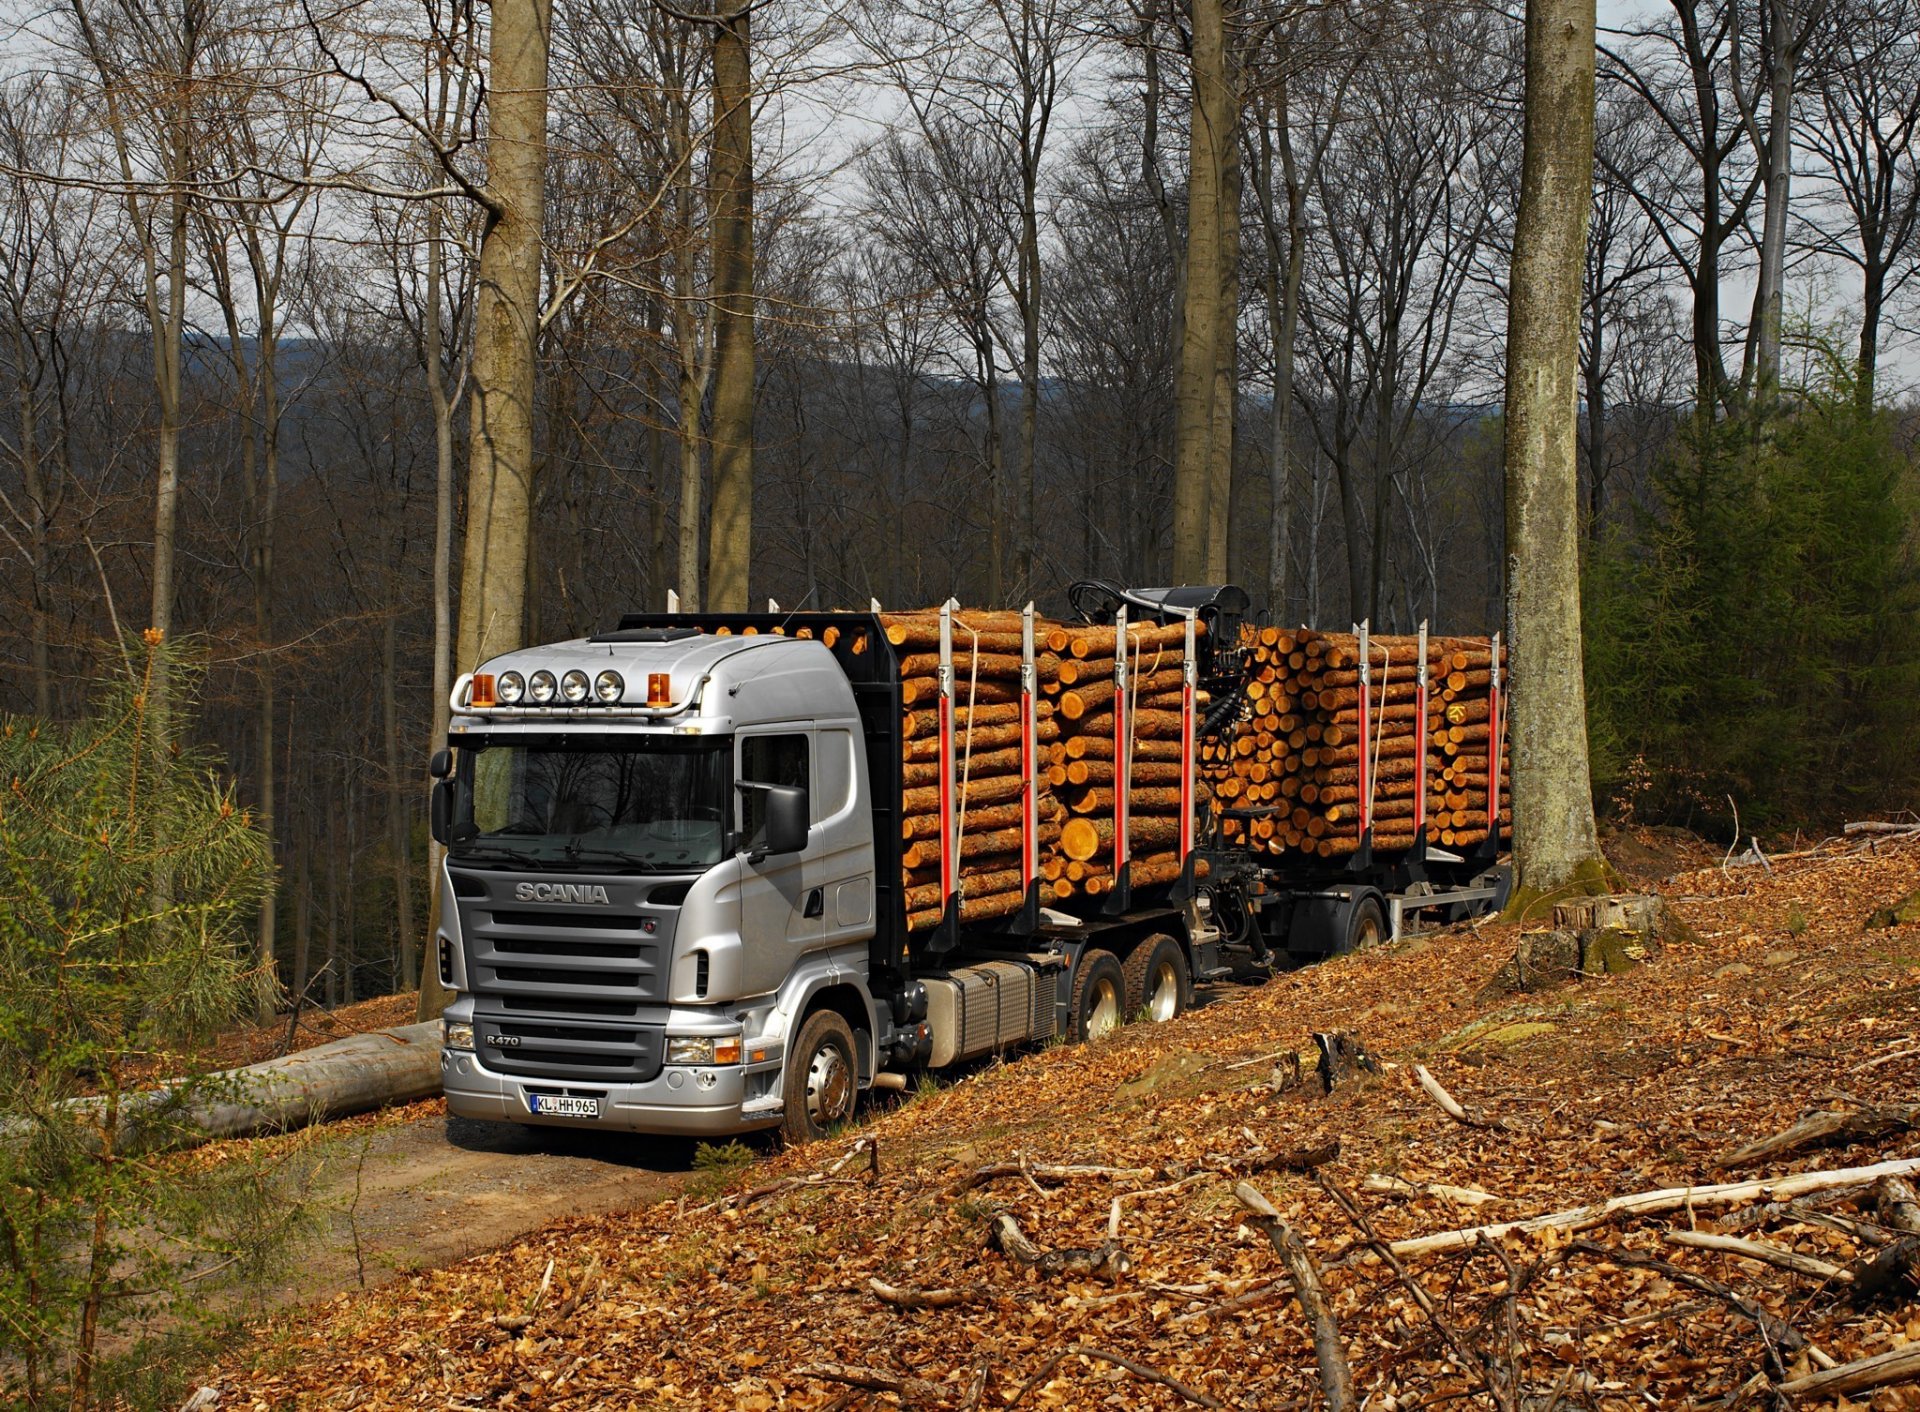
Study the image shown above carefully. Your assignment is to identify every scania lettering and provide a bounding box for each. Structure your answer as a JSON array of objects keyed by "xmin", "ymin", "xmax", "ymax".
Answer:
[
  {"xmin": 428, "ymin": 584, "xmax": 1509, "ymax": 1144},
  {"xmin": 513, "ymin": 882, "xmax": 613, "ymax": 905}
]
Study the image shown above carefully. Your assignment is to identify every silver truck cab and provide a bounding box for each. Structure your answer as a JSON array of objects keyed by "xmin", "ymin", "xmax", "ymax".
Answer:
[{"xmin": 434, "ymin": 628, "xmax": 881, "ymax": 1139}]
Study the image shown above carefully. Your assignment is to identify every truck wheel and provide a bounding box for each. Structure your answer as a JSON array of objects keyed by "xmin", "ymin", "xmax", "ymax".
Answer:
[
  {"xmin": 1123, "ymin": 935, "xmax": 1189, "ymax": 1022},
  {"xmin": 1070, "ymin": 950, "xmax": 1125, "ymax": 1043},
  {"xmin": 781, "ymin": 1010, "xmax": 858, "ymax": 1145},
  {"xmin": 1338, "ymin": 896, "xmax": 1387, "ymax": 956}
]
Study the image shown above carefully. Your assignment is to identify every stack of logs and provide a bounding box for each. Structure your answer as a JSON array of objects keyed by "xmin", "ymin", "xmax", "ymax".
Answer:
[
  {"xmin": 1205, "ymin": 628, "xmax": 1511, "ymax": 859},
  {"xmin": 888, "ymin": 611, "xmax": 1063, "ymax": 932},
  {"xmin": 1040, "ymin": 620, "xmax": 1210, "ymax": 905}
]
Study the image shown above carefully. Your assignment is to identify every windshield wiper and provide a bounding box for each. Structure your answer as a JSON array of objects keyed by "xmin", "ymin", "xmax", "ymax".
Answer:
[
  {"xmin": 558, "ymin": 841, "xmax": 691, "ymax": 872},
  {"xmin": 448, "ymin": 842, "xmax": 545, "ymax": 869}
]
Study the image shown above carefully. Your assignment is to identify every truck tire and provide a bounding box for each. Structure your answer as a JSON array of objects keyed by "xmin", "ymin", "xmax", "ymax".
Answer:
[
  {"xmin": 1338, "ymin": 895, "xmax": 1387, "ymax": 956},
  {"xmin": 1069, "ymin": 950, "xmax": 1126, "ymax": 1043},
  {"xmin": 781, "ymin": 1010, "xmax": 858, "ymax": 1145},
  {"xmin": 1123, "ymin": 934, "xmax": 1189, "ymax": 1022}
]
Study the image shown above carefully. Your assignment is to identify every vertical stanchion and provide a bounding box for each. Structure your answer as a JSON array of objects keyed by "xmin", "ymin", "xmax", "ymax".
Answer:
[
  {"xmin": 1356, "ymin": 620, "xmax": 1373, "ymax": 840},
  {"xmin": 1487, "ymin": 630, "xmax": 1504, "ymax": 839},
  {"xmin": 937, "ymin": 601, "xmax": 957, "ymax": 914},
  {"xmin": 1178, "ymin": 610, "xmax": 1197, "ymax": 863},
  {"xmin": 1112, "ymin": 606, "xmax": 1131, "ymax": 899},
  {"xmin": 1171, "ymin": 608, "xmax": 1199, "ymax": 903},
  {"xmin": 1414, "ymin": 620, "xmax": 1429, "ymax": 846},
  {"xmin": 1019, "ymin": 603, "xmax": 1039, "ymax": 923}
]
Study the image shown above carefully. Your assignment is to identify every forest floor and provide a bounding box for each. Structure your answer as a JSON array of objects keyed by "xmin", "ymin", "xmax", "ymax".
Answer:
[{"xmin": 188, "ymin": 829, "xmax": 1920, "ymax": 1411}]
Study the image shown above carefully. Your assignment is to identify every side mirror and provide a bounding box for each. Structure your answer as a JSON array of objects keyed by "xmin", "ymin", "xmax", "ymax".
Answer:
[
  {"xmin": 430, "ymin": 780, "xmax": 453, "ymax": 845},
  {"xmin": 429, "ymin": 749, "xmax": 452, "ymax": 780},
  {"xmin": 762, "ymin": 784, "xmax": 809, "ymax": 856},
  {"xmin": 737, "ymin": 781, "xmax": 809, "ymax": 859}
]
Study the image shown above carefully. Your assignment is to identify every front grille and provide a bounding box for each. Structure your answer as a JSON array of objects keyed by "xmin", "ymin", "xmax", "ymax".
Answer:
[
  {"xmin": 477, "ymin": 1015, "xmax": 664, "ymax": 1081},
  {"xmin": 451, "ymin": 867, "xmax": 686, "ymax": 1081}
]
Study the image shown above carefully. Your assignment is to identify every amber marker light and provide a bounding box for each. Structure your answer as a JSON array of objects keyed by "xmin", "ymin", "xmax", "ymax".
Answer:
[
  {"xmin": 647, "ymin": 672, "xmax": 674, "ymax": 706},
  {"xmin": 470, "ymin": 674, "xmax": 497, "ymax": 708}
]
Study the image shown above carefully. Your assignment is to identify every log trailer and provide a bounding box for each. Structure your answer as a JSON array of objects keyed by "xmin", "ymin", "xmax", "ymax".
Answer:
[{"xmin": 428, "ymin": 583, "xmax": 1509, "ymax": 1143}]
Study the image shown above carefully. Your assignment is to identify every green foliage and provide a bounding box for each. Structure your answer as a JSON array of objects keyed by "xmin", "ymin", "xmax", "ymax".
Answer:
[
  {"xmin": 1585, "ymin": 351, "xmax": 1920, "ymax": 829},
  {"xmin": 0, "ymin": 635, "xmax": 291, "ymax": 1409},
  {"xmin": 686, "ymin": 1139, "xmax": 758, "ymax": 1198}
]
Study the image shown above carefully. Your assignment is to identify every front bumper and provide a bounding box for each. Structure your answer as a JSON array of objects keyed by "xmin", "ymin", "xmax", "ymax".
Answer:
[{"xmin": 442, "ymin": 1047, "xmax": 778, "ymax": 1137}]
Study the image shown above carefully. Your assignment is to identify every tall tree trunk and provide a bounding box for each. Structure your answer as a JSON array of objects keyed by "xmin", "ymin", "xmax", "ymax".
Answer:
[
  {"xmin": 292, "ymin": 804, "xmax": 312, "ymax": 1006},
  {"xmin": 1017, "ymin": 162, "xmax": 1043, "ymax": 598},
  {"xmin": 1209, "ymin": 121, "xmax": 1240, "ymax": 586},
  {"xmin": 419, "ymin": 200, "xmax": 457, "ymax": 1022},
  {"xmin": 12, "ymin": 347, "xmax": 53, "ymax": 716},
  {"xmin": 254, "ymin": 290, "xmax": 283, "ymax": 1021},
  {"xmin": 1257, "ymin": 100, "xmax": 1308, "ymax": 622},
  {"xmin": 1505, "ymin": 0, "xmax": 1606, "ymax": 895},
  {"xmin": 1172, "ymin": 0, "xmax": 1227, "ymax": 583},
  {"xmin": 705, "ymin": 7, "xmax": 755, "ymax": 612},
  {"xmin": 671, "ymin": 94, "xmax": 707, "ymax": 612},
  {"xmin": 382, "ymin": 616, "xmax": 417, "ymax": 994},
  {"xmin": 1746, "ymin": 0, "xmax": 1797, "ymax": 406},
  {"xmin": 456, "ymin": 0, "xmax": 550, "ymax": 674},
  {"xmin": 1584, "ymin": 310, "xmax": 1606, "ymax": 530},
  {"xmin": 981, "ymin": 335, "xmax": 1006, "ymax": 603},
  {"xmin": 1858, "ymin": 259, "xmax": 1883, "ymax": 407}
]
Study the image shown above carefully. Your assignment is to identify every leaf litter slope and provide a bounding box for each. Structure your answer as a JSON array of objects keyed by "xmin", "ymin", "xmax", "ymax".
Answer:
[{"xmin": 217, "ymin": 838, "xmax": 1920, "ymax": 1410}]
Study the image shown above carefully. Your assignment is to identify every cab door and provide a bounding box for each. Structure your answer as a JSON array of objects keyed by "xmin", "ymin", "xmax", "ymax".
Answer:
[{"xmin": 734, "ymin": 728, "xmax": 821, "ymax": 995}]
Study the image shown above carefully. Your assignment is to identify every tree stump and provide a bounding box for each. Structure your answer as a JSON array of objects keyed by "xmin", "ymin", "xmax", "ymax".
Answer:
[{"xmin": 1481, "ymin": 894, "xmax": 1681, "ymax": 999}]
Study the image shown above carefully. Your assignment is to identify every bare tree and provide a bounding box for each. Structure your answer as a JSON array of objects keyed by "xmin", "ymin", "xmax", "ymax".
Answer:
[
  {"xmin": 455, "ymin": 0, "xmax": 550, "ymax": 672},
  {"xmin": 1601, "ymin": 1, "xmax": 1761, "ymax": 413},
  {"xmin": 1171, "ymin": 0, "xmax": 1228, "ymax": 584},
  {"xmin": 1798, "ymin": 0, "xmax": 1920, "ymax": 403},
  {"xmin": 1581, "ymin": 85, "xmax": 1679, "ymax": 527},
  {"xmin": 0, "ymin": 78, "xmax": 105, "ymax": 718},
  {"xmin": 1729, "ymin": 0, "xmax": 1829, "ymax": 404},
  {"xmin": 1506, "ymin": 0, "xmax": 1606, "ymax": 895},
  {"xmin": 704, "ymin": 0, "xmax": 754, "ymax": 611},
  {"xmin": 1242, "ymin": 1, "xmax": 1356, "ymax": 616}
]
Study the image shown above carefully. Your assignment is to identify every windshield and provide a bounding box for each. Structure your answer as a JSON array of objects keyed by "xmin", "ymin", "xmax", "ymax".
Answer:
[{"xmin": 451, "ymin": 736, "xmax": 730, "ymax": 871}]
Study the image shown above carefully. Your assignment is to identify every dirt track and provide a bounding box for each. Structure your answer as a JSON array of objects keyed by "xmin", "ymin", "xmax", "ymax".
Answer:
[{"xmin": 258, "ymin": 1105, "xmax": 711, "ymax": 1307}]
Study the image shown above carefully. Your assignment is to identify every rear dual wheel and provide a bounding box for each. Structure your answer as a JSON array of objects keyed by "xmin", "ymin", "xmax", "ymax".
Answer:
[{"xmin": 1122, "ymin": 934, "xmax": 1190, "ymax": 1022}]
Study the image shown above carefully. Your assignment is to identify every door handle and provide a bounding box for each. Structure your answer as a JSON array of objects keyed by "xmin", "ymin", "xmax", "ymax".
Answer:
[{"xmin": 804, "ymin": 888, "xmax": 824, "ymax": 919}]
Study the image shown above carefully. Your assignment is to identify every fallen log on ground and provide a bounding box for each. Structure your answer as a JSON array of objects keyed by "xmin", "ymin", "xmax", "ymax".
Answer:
[
  {"xmin": 69, "ymin": 1020, "xmax": 443, "ymax": 1154},
  {"xmin": 1714, "ymin": 1103, "xmax": 1918, "ymax": 1170},
  {"xmin": 1234, "ymin": 1182, "xmax": 1355, "ymax": 1411},
  {"xmin": 1387, "ymin": 1157, "xmax": 1920, "ymax": 1257}
]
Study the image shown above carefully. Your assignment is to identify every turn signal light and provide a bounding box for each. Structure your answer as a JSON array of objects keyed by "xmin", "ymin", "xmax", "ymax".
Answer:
[
  {"xmin": 647, "ymin": 672, "xmax": 673, "ymax": 706},
  {"xmin": 470, "ymin": 674, "xmax": 497, "ymax": 708}
]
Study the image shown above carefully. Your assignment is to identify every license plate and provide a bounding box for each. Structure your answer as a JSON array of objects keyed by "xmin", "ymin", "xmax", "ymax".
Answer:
[{"xmin": 529, "ymin": 1094, "xmax": 601, "ymax": 1118}]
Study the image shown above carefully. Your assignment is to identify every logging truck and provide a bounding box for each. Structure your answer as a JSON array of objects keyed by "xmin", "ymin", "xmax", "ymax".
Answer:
[{"xmin": 428, "ymin": 582, "xmax": 1510, "ymax": 1144}]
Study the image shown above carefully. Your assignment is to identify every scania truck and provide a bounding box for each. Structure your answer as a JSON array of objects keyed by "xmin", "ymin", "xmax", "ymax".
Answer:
[{"xmin": 428, "ymin": 583, "xmax": 1507, "ymax": 1144}]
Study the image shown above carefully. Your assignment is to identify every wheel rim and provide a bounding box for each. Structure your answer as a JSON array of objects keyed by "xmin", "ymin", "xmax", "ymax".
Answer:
[
  {"xmin": 1088, "ymin": 977, "xmax": 1121, "ymax": 1040},
  {"xmin": 1148, "ymin": 961, "xmax": 1181, "ymax": 1021},
  {"xmin": 804, "ymin": 1042, "xmax": 852, "ymax": 1127},
  {"xmin": 1355, "ymin": 913, "xmax": 1382, "ymax": 950}
]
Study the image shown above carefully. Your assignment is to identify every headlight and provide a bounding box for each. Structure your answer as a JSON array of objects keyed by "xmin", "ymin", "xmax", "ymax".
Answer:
[
  {"xmin": 666, "ymin": 1036, "xmax": 742, "ymax": 1065},
  {"xmin": 529, "ymin": 670, "xmax": 557, "ymax": 703},
  {"xmin": 595, "ymin": 669, "xmax": 625, "ymax": 702},
  {"xmin": 561, "ymin": 669, "xmax": 590, "ymax": 703},
  {"xmin": 443, "ymin": 1021, "xmax": 474, "ymax": 1051},
  {"xmin": 497, "ymin": 671, "xmax": 525, "ymax": 704}
]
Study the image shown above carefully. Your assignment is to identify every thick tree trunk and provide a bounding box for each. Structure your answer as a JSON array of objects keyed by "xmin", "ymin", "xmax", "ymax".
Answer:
[
  {"xmin": 456, "ymin": 0, "xmax": 549, "ymax": 674},
  {"xmin": 1172, "ymin": 0, "xmax": 1227, "ymax": 583},
  {"xmin": 705, "ymin": 7, "xmax": 754, "ymax": 612},
  {"xmin": 1504, "ymin": 0, "xmax": 1605, "ymax": 895}
]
